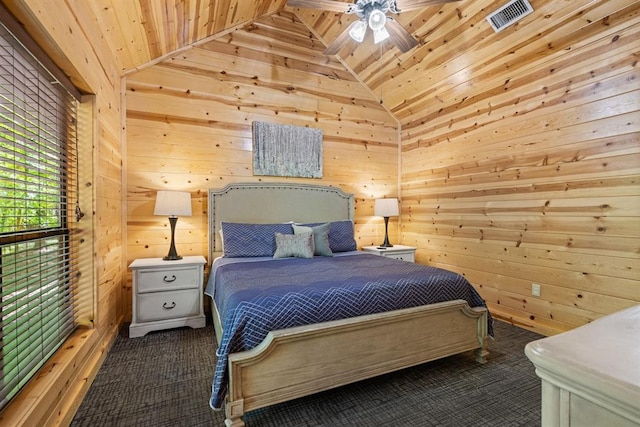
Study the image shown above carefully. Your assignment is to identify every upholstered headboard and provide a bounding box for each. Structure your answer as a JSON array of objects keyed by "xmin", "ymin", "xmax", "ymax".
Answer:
[{"xmin": 208, "ymin": 182, "xmax": 355, "ymax": 261}]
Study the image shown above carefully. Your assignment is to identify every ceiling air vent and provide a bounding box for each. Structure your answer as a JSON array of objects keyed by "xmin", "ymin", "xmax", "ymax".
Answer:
[{"xmin": 486, "ymin": 0, "xmax": 533, "ymax": 32}]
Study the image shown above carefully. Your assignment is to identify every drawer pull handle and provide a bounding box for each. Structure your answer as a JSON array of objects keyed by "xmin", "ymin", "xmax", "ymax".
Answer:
[
  {"xmin": 163, "ymin": 275, "xmax": 177, "ymax": 283},
  {"xmin": 163, "ymin": 302, "xmax": 176, "ymax": 310}
]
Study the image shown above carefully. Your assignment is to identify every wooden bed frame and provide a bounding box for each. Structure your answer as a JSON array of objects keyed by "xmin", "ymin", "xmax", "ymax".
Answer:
[{"xmin": 208, "ymin": 182, "xmax": 489, "ymax": 427}]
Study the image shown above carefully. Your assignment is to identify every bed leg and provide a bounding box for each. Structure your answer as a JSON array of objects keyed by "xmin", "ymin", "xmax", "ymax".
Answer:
[
  {"xmin": 224, "ymin": 418, "xmax": 244, "ymax": 427},
  {"xmin": 475, "ymin": 347, "xmax": 489, "ymax": 364},
  {"xmin": 224, "ymin": 398, "xmax": 245, "ymax": 427}
]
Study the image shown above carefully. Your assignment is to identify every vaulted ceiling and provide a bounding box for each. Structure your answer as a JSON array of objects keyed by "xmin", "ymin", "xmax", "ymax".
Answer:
[{"xmin": 84, "ymin": 0, "xmax": 622, "ymax": 124}]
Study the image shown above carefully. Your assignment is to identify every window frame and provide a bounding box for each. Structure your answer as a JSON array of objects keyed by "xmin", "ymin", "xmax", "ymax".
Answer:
[{"xmin": 0, "ymin": 4, "xmax": 92, "ymax": 412}]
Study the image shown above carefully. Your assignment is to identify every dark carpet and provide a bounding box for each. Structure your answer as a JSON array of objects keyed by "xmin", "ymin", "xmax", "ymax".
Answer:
[{"xmin": 71, "ymin": 320, "xmax": 543, "ymax": 426}]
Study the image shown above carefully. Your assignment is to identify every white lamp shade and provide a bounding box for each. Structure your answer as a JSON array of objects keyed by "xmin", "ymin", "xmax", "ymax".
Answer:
[
  {"xmin": 374, "ymin": 198, "xmax": 399, "ymax": 217},
  {"xmin": 349, "ymin": 20, "xmax": 367, "ymax": 42},
  {"xmin": 373, "ymin": 27, "xmax": 390, "ymax": 44},
  {"xmin": 154, "ymin": 191, "xmax": 192, "ymax": 217}
]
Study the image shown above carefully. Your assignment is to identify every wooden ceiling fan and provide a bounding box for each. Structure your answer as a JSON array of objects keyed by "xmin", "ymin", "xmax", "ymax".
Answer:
[{"xmin": 287, "ymin": 0, "xmax": 461, "ymax": 55}]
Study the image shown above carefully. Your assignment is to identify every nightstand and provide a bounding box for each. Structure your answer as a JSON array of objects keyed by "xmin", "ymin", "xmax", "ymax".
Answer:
[
  {"xmin": 362, "ymin": 245, "xmax": 416, "ymax": 262},
  {"xmin": 129, "ymin": 255, "xmax": 207, "ymax": 338}
]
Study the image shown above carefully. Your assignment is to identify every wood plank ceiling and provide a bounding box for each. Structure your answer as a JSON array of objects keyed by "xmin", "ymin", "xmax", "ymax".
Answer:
[
  {"xmin": 88, "ymin": 0, "xmax": 637, "ymax": 124},
  {"xmin": 86, "ymin": 0, "xmax": 499, "ymax": 120}
]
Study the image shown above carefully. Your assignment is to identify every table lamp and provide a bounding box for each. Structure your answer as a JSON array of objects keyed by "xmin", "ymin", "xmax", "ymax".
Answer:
[
  {"xmin": 374, "ymin": 197, "xmax": 399, "ymax": 248},
  {"xmin": 154, "ymin": 190, "xmax": 192, "ymax": 260}
]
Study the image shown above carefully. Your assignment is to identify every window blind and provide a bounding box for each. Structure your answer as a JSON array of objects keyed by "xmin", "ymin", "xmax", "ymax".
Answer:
[{"xmin": 0, "ymin": 20, "xmax": 81, "ymax": 410}]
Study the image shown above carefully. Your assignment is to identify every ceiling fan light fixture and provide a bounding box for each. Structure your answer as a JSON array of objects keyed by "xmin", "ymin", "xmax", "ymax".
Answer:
[
  {"xmin": 368, "ymin": 9, "xmax": 387, "ymax": 31},
  {"xmin": 373, "ymin": 26, "xmax": 390, "ymax": 44},
  {"xmin": 349, "ymin": 20, "xmax": 367, "ymax": 42}
]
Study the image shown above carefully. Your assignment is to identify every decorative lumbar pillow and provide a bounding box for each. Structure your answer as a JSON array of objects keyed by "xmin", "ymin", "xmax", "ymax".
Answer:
[
  {"xmin": 292, "ymin": 223, "xmax": 333, "ymax": 257},
  {"xmin": 221, "ymin": 222, "xmax": 294, "ymax": 257},
  {"xmin": 273, "ymin": 232, "xmax": 314, "ymax": 259}
]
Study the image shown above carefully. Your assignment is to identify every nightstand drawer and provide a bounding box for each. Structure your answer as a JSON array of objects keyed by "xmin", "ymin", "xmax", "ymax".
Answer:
[
  {"xmin": 136, "ymin": 289, "xmax": 200, "ymax": 322},
  {"xmin": 362, "ymin": 245, "xmax": 416, "ymax": 263},
  {"xmin": 384, "ymin": 251, "xmax": 415, "ymax": 262},
  {"xmin": 137, "ymin": 266, "xmax": 199, "ymax": 293}
]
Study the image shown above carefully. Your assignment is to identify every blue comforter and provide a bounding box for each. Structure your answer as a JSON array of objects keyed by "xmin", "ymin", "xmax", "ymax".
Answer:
[{"xmin": 206, "ymin": 252, "xmax": 491, "ymax": 410}]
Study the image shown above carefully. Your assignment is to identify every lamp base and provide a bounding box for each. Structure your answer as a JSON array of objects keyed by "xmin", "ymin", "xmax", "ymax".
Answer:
[
  {"xmin": 378, "ymin": 216, "xmax": 394, "ymax": 249},
  {"xmin": 163, "ymin": 216, "xmax": 182, "ymax": 261}
]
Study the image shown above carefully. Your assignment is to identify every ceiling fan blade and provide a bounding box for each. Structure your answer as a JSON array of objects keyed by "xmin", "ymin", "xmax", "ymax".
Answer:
[
  {"xmin": 324, "ymin": 20, "xmax": 360, "ymax": 55},
  {"xmin": 287, "ymin": 0, "xmax": 352, "ymax": 13},
  {"xmin": 385, "ymin": 18, "xmax": 418, "ymax": 53},
  {"xmin": 395, "ymin": 0, "xmax": 462, "ymax": 12}
]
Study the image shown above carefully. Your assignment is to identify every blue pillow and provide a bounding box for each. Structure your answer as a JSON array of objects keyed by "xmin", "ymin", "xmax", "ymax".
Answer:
[
  {"xmin": 302, "ymin": 220, "xmax": 356, "ymax": 253},
  {"xmin": 221, "ymin": 222, "xmax": 293, "ymax": 257}
]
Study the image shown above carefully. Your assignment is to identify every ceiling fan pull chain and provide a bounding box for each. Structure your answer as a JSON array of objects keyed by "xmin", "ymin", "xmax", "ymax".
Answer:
[{"xmin": 380, "ymin": 43, "xmax": 384, "ymax": 104}]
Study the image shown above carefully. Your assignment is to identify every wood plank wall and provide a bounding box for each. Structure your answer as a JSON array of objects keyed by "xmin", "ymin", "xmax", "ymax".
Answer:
[
  {"xmin": 124, "ymin": 11, "xmax": 400, "ymax": 319},
  {"xmin": 1, "ymin": 1, "xmax": 125, "ymax": 425},
  {"xmin": 399, "ymin": 0, "xmax": 640, "ymax": 336}
]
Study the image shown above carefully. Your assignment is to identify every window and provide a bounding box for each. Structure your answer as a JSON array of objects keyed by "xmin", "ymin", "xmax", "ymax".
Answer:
[{"xmin": 0, "ymin": 18, "xmax": 85, "ymax": 410}]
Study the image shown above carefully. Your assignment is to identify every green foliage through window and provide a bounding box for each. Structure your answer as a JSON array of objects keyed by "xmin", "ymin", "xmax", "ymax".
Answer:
[{"xmin": 0, "ymin": 20, "xmax": 79, "ymax": 410}]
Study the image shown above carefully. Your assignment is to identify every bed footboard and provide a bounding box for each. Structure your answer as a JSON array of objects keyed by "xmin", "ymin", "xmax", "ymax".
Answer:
[{"xmin": 223, "ymin": 299, "xmax": 488, "ymax": 427}]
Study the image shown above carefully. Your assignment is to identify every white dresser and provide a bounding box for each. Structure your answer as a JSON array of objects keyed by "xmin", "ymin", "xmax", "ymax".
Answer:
[
  {"xmin": 129, "ymin": 256, "xmax": 207, "ymax": 338},
  {"xmin": 362, "ymin": 245, "xmax": 416, "ymax": 262},
  {"xmin": 525, "ymin": 305, "xmax": 640, "ymax": 426}
]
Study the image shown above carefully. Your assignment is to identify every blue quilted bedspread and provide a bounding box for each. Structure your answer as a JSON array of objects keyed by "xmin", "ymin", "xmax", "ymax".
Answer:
[{"xmin": 206, "ymin": 252, "xmax": 491, "ymax": 410}]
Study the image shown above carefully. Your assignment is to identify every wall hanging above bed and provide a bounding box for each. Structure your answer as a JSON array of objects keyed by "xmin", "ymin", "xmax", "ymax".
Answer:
[{"xmin": 252, "ymin": 121, "xmax": 323, "ymax": 178}]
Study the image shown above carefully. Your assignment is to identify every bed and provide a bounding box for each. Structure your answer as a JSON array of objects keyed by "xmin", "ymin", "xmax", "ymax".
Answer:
[{"xmin": 206, "ymin": 182, "xmax": 490, "ymax": 427}]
